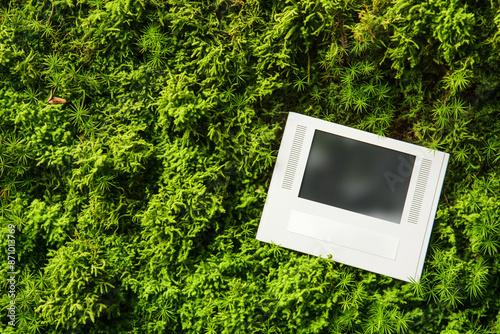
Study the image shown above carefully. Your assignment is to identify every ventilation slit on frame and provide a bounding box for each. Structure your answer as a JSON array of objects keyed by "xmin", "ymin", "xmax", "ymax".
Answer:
[
  {"xmin": 282, "ymin": 125, "xmax": 307, "ymax": 190},
  {"xmin": 408, "ymin": 159, "xmax": 432, "ymax": 224}
]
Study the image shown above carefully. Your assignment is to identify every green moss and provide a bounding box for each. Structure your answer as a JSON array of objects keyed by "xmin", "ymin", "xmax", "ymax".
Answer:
[{"xmin": 1, "ymin": 0, "xmax": 500, "ymax": 332}]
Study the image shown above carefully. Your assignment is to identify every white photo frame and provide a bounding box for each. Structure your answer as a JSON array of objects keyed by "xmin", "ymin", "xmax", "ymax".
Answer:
[{"xmin": 256, "ymin": 112, "xmax": 450, "ymax": 282}]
